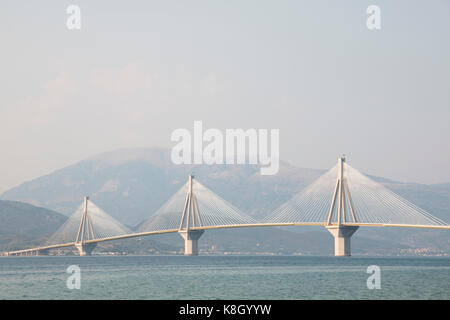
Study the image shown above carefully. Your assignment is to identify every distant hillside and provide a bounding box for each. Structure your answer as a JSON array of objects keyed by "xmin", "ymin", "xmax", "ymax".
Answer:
[
  {"xmin": 0, "ymin": 147, "xmax": 449, "ymax": 256},
  {"xmin": 0, "ymin": 200, "xmax": 67, "ymax": 251}
]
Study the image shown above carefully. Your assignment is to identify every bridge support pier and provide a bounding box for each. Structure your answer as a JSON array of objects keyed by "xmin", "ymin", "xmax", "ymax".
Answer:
[
  {"xmin": 326, "ymin": 225, "xmax": 359, "ymax": 256},
  {"xmin": 178, "ymin": 230, "xmax": 204, "ymax": 256},
  {"xmin": 75, "ymin": 243, "xmax": 97, "ymax": 256}
]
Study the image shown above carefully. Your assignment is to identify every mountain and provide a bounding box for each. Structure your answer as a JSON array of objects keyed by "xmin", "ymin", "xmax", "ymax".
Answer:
[
  {"xmin": 0, "ymin": 147, "xmax": 449, "ymax": 255},
  {"xmin": 0, "ymin": 200, "xmax": 67, "ymax": 251},
  {"xmin": 0, "ymin": 148, "xmax": 324, "ymax": 226}
]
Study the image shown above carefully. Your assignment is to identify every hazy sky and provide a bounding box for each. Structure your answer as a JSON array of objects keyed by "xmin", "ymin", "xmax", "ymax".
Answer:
[{"xmin": 1, "ymin": 0, "xmax": 449, "ymax": 192}]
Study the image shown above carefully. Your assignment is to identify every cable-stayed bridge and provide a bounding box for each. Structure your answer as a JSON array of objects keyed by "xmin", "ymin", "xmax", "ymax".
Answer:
[{"xmin": 2, "ymin": 157, "xmax": 448, "ymax": 257}]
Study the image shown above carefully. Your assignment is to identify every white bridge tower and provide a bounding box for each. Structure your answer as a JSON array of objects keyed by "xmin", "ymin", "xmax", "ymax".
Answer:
[
  {"xmin": 325, "ymin": 156, "xmax": 359, "ymax": 256},
  {"xmin": 74, "ymin": 196, "xmax": 97, "ymax": 256},
  {"xmin": 178, "ymin": 175, "xmax": 204, "ymax": 255}
]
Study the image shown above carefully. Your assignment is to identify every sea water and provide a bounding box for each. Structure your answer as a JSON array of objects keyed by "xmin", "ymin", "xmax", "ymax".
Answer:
[{"xmin": 0, "ymin": 255, "xmax": 448, "ymax": 300}]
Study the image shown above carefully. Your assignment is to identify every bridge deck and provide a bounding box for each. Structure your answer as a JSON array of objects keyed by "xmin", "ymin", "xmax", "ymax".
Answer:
[{"xmin": 2, "ymin": 222, "xmax": 449, "ymax": 256}]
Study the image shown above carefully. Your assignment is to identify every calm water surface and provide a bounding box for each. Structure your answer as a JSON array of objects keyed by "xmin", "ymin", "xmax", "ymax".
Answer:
[{"xmin": 0, "ymin": 255, "xmax": 448, "ymax": 299}]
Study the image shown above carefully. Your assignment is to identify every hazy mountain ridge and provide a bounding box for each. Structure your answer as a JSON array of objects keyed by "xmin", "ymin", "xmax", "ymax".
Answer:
[
  {"xmin": 0, "ymin": 148, "xmax": 327, "ymax": 225},
  {"xmin": 0, "ymin": 200, "xmax": 67, "ymax": 251}
]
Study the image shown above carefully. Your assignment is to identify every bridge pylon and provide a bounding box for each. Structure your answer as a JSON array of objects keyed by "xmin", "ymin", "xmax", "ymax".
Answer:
[
  {"xmin": 74, "ymin": 196, "xmax": 97, "ymax": 256},
  {"xmin": 178, "ymin": 175, "xmax": 204, "ymax": 255},
  {"xmin": 325, "ymin": 156, "xmax": 359, "ymax": 256}
]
